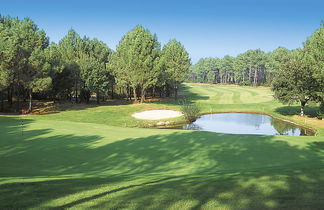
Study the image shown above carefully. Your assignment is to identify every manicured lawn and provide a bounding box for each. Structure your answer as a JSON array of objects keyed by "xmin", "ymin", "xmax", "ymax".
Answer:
[{"xmin": 1, "ymin": 83, "xmax": 324, "ymax": 209}]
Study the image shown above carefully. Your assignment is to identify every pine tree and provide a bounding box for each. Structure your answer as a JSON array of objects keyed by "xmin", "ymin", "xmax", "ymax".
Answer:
[
  {"xmin": 160, "ymin": 39, "xmax": 191, "ymax": 100},
  {"xmin": 109, "ymin": 25, "xmax": 160, "ymax": 103}
]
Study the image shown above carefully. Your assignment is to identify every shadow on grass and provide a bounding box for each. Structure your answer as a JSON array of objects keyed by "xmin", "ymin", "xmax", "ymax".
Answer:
[
  {"xmin": 32, "ymin": 100, "xmax": 135, "ymax": 115},
  {"xmin": 0, "ymin": 116, "xmax": 324, "ymax": 209},
  {"xmin": 149, "ymin": 84, "xmax": 210, "ymax": 106},
  {"xmin": 2, "ymin": 84, "xmax": 207, "ymax": 115},
  {"xmin": 275, "ymin": 105, "xmax": 319, "ymax": 117}
]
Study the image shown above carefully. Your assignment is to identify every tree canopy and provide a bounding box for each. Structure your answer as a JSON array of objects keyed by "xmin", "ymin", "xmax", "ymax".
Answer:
[
  {"xmin": 109, "ymin": 26, "xmax": 160, "ymax": 103},
  {"xmin": 160, "ymin": 39, "xmax": 191, "ymax": 100}
]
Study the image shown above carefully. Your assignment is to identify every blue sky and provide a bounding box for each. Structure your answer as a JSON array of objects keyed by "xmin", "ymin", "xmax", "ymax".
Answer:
[{"xmin": 1, "ymin": 0, "xmax": 323, "ymax": 63}]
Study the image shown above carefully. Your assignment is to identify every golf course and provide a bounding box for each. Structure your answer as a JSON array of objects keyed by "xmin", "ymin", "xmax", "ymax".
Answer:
[{"xmin": 1, "ymin": 83, "xmax": 324, "ymax": 209}]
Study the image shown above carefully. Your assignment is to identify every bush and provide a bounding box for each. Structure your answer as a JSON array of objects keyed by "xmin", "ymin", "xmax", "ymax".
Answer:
[{"xmin": 180, "ymin": 99, "xmax": 201, "ymax": 122}]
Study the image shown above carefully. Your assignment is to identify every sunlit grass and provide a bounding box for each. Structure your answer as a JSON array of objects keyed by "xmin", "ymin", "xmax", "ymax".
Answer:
[{"xmin": 1, "ymin": 83, "xmax": 324, "ymax": 209}]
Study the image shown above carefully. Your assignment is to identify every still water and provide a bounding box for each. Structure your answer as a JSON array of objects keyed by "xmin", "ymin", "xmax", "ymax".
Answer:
[{"xmin": 179, "ymin": 113, "xmax": 315, "ymax": 136}]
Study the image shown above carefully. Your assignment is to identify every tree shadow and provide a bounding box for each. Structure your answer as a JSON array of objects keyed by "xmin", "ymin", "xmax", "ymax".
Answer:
[
  {"xmin": 275, "ymin": 105, "xmax": 319, "ymax": 117},
  {"xmin": 0, "ymin": 116, "xmax": 324, "ymax": 209},
  {"xmin": 149, "ymin": 84, "xmax": 209, "ymax": 106},
  {"xmin": 30, "ymin": 100, "xmax": 135, "ymax": 115}
]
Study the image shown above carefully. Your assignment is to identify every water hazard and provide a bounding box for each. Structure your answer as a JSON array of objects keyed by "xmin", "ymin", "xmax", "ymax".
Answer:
[{"xmin": 175, "ymin": 113, "xmax": 315, "ymax": 136}]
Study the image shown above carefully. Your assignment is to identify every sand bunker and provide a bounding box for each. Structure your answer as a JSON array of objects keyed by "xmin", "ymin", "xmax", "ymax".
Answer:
[{"xmin": 132, "ymin": 109, "xmax": 183, "ymax": 120}]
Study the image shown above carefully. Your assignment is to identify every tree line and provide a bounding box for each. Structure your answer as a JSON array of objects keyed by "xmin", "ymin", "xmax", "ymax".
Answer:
[
  {"xmin": 189, "ymin": 23, "xmax": 321, "ymax": 90},
  {"xmin": 188, "ymin": 48, "xmax": 289, "ymax": 86},
  {"xmin": 0, "ymin": 16, "xmax": 191, "ymax": 112}
]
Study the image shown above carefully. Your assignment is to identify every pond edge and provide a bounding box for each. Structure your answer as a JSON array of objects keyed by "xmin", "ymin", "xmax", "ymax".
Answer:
[{"xmin": 139, "ymin": 111, "xmax": 317, "ymax": 136}]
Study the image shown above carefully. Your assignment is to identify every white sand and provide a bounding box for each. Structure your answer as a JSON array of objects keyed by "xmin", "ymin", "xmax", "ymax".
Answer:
[{"xmin": 132, "ymin": 109, "xmax": 183, "ymax": 120}]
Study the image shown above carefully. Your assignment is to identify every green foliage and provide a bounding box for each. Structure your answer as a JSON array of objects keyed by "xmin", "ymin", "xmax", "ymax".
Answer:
[
  {"xmin": 318, "ymin": 102, "xmax": 324, "ymax": 119},
  {"xmin": 0, "ymin": 69, "xmax": 9, "ymax": 91},
  {"xmin": 57, "ymin": 29, "xmax": 82, "ymax": 100},
  {"xmin": 0, "ymin": 16, "xmax": 50, "ymax": 89},
  {"xmin": 180, "ymin": 98, "xmax": 201, "ymax": 122},
  {"xmin": 239, "ymin": 80, "xmax": 252, "ymax": 86},
  {"xmin": 1, "ymin": 15, "xmax": 192, "ymax": 106},
  {"xmin": 190, "ymin": 49, "xmax": 268, "ymax": 86},
  {"xmin": 56, "ymin": 30, "xmax": 112, "ymax": 102},
  {"xmin": 109, "ymin": 25, "xmax": 160, "ymax": 102},
  {"xmin": 160, "ymin": 39, "xmax": 191, "ymax": 99},
  {"xmin": 0, "ymin": 16, "xmax": 51, "ymax": 111},
  {"xmin": 272, "ymin": 49, "xmax": 319, "ymax": 116},
  {"xmin": 206, "ymin": 71, "xmax": 215, "ymax": 83},
  {"xmin": 79, "ymin": 38, "xmax": 112, "ymax": 95},
  {"xmin": 303, "ymin": 24, "xmax": 324, "ymax": 103},
  {"xmin": 264, "ymin": 47, "xmax": 291, "ymax": 84},
  {"xmin": 30, "ymin": 77, "xmax": 52, "ymax": 92}
]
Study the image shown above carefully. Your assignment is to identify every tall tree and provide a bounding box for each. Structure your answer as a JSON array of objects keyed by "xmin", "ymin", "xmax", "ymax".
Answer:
[
  {"xmin": 272, "ymin": 49, "xmax": 319, "ymax": 116},
  {"xmin": 79, "ymin": 38, "xmax": 112, "ymax": 103},
  {"xmin": 303, "ymin": 23, "xmax": 324, "ymax": 109},
  {"xmin": 0, "ymin": 69, "xmax": 10, "ymax": 112},
  {"xmin": 57, "ymin": 29, "xmax": 83, "ymax": 103},
  {"xmin": 26, "ymin": 48, "xmax": 52, "ymax": 111},
  {"xmin": 45, "ymin": 43, "xmax": 66, "ymax": 100},
  {"xmin": 266, "ymin": 47, "xmax": 291, "ymax": 84},
  {"xmin": 109, "ymin": 25, "xmax": 160, "ymax": 103},
  {"xmin": 0, "ymin": 16, "xmax": 50, "ymax": 112},
  {"xmin": 160, "ymin": 39, "xmax": 191, "ymax": 100}
]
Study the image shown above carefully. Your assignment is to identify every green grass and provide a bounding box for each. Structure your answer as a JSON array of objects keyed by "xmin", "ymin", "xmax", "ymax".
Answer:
[{"xmin": 1, "ymin": 83, "xmax": 324, "ymax": 209}]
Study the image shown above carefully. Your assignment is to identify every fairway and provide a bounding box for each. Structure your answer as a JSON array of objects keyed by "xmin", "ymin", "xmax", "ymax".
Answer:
[
  {"xmin": 1, "ymin": 83, "xmax": 324, "ymax": 209},
  {"xmin": 184, "ymin": 83, "xmax": 273, "ymax": 104}
]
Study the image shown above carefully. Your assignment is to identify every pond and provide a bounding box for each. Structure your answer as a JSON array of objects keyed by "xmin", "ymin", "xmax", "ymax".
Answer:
[{"xmin": 171, "ymin": 113, "xmax": 315, "ymax": 136}]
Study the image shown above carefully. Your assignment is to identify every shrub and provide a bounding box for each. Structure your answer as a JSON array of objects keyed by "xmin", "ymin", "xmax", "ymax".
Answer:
[{"xmin": 180, "ymin": 99, "xmax": 201, "ymax": 122}]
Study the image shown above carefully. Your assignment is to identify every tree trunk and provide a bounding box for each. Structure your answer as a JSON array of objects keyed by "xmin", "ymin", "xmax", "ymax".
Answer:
[
  {"xmin": 96, "ymin": 91, "xmax": 100, "ymax": 104},
  {"xmin": 300, "ymin": 100, "xmax": 306, "ymax": 116},
  {"xmin": 133, "ymin": 87, "xmax": 138, "ymax": 103},
  {"xmin": 8, "ymin": 87, "xmax": 12, "ymax": 107},
  {"xmin": 111, "ymin": 84, "xmax": 114, "ymax": 99},
  {"xmin": 28, "ymin": 89, "xmax": 32, "ymax": 113},
  {"xmin": 152, "ymin": 87, "xmax": 156, "ymax": 98},
  {"xmin": 17, "ymin": 81, "xmax": 21, "ymax": 113},
  {"xmin": 249, "ymin": 66, "xmax": 252, "ymax": 84},
  {"xmin": 253, "ymin": 67, "xmax": 258, "ymax": 86},
  {"xmin": 174, "ymin": 82, "xmax": 179, "ymax": 100},
  {"xmin": 75, "ymin": 81, "xmax": 78, "ymax": 103},
  {"xmin": 140, "ymin": 88, "xmax": 146, "ymax": 103},
  {"xmin": 166, "ymin": 86, "xmax": 170, "ymax": 97},
  {"xmin": 128, "ymin": 87, "xmax": 132, "ymax": 101},
  {"xmin": 0, "ymin": 91, "xmax": 4, "ymax": 112}
]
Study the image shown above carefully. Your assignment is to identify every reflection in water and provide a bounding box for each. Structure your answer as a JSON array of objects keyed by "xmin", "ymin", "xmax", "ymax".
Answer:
[
  {"xmin": 183, "ymin": 123, "xmax": 202, "ymax": 130},
  {"xmin": 181, "ymin": 113, "xmax": 315, "ymax": 136},
  {"xmin": 270, "ymin": 118, "xmax": 298, "ymax": 135}
]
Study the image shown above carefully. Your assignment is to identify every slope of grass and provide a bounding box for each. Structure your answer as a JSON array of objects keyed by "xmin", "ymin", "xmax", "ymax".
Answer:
[
  {"xmin": 25, "ymin": 83, "xmax": 324, "ymax": 134},
  {"xmin": 1, "ymin": 83, "xmax": 324, "ymax": 209}
]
